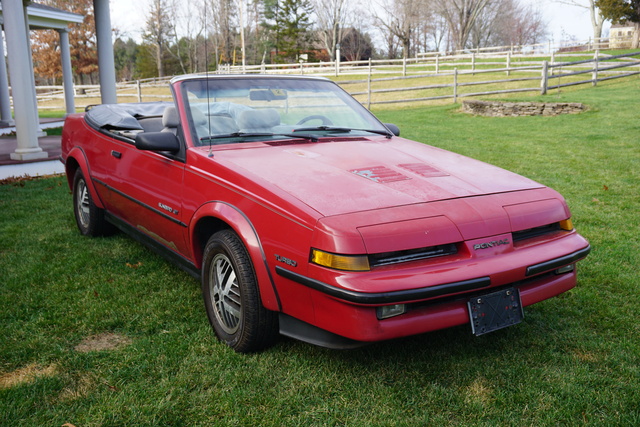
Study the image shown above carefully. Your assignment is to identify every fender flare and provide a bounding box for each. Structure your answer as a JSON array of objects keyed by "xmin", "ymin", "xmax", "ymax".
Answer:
[
  {"xmin": 64, "ymin": 146, "xmax": 106, "ymax": 210},
  {"xmin": 190, "ymin": 201, "xmax": 281, "ymax": 312}
]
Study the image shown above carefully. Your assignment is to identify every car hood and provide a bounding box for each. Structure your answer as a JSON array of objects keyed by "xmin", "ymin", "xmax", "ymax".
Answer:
[{"xmin": 215, "ymin": 137, "xmax": 544, "ymax": 217}]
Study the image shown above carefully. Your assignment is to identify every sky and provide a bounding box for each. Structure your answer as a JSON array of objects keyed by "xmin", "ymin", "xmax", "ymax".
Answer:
[{"xmin": 109, "ymin": 0, "xmax": 605, "ymax": 47}]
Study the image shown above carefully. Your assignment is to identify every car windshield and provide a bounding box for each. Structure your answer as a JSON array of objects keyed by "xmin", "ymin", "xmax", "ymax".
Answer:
[{"xmin": 180, "ymin": 77, "xmax": 390, "ymax": 145}]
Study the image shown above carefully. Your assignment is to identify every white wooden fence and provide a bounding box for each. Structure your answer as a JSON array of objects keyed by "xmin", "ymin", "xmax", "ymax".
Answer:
[{"xmin": 30, "ymin": 38, "xmax": 640, "ymax": 110}]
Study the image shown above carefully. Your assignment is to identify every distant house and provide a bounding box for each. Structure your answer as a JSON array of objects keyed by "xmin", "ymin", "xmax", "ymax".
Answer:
[{"xmin": 610, "ymin": 23, "xmax": 639, "ymax": 49}]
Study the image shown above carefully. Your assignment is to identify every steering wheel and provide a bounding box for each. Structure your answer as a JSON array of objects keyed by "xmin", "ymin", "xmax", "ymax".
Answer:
[{"xmin": 296, "ymin": 115, "xmax": 334, "ymax": 126}]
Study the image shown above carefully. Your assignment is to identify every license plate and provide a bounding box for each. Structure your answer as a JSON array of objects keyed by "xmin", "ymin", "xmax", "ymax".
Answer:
[{"xmin": 468, "ymin": 288, "xmax": 523, "ymax": 336}]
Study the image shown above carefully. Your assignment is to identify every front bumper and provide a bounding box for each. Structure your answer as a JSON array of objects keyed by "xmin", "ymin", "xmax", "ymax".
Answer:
[{"xmin": 275, "ymin": 239, "xmax": 590, "ymax": 346}]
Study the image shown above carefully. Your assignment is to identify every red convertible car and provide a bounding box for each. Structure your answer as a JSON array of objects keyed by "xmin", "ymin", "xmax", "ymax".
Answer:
[{"xmin": 61, "ymin": 75, "xmax": 590, "ymax": 352}]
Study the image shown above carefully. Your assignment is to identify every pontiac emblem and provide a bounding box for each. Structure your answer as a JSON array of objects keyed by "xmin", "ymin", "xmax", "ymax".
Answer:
[{"xmin": 473, "ymin": 239, "xmax": 510, "ymax": 250}]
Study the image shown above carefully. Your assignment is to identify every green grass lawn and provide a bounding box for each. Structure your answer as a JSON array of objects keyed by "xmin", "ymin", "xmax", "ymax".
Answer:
[{"xmin": 2, "ymin": 78, "xmax": 639, "ymax": 425}]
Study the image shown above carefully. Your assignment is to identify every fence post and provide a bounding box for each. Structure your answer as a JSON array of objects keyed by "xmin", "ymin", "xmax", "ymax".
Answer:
[
  {"xmin": 506, "ymin": 51, "xmax": 511, "ymax": 76},
  {"xmin": 541, "ymin": 61, "xmax": 548, "ymax": 95},
  {"xmin": 367, "ymin": 58, "xmax": 372, "ymax": 110},
  {"xmin": 436, "ymin": 55, "xmax": 439, "ymax": 74},
  {"xmin": 472, "ymin": 53, "xmax": 476, "ymax": 75},
  {"xmin": 136, "ymin": 80, "xmax": 142, "ymax": 102},
  {"xmin": 592, "ymin": 50, "xmax": 599, "ymax": 87},
  {"xmin": 453, "ymin": 68, "xmax": 458, "ymax": 103},
  {"xmin": 403, "ymin": 56, "xmax": 407, "ymax": 77}
]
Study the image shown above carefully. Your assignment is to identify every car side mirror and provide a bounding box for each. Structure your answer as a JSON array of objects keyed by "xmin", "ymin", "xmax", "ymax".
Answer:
[
  {"xmin": 384, "ymin": 123, "xmax": 400, "ymax": 137},
  {"xmin": 135, "ymin": 132, "xmax": 181, "ymax": 153}
]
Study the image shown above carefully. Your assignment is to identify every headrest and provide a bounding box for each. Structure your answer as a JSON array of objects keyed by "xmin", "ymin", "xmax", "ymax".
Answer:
[
  {"xmin": 237, "ymin": 109, "xmax": 280, "ymax": 130},
  {"xmin": 162, "ymin": 106, "xmax": 180, "ymax": 128},
  {"xmin": 191, "ymin": 107, "xmax": 208, "ymax": 126}
]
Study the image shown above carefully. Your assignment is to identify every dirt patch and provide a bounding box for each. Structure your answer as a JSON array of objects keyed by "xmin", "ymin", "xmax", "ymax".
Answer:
[
  {"xmin": 0, "ymin": 363, "xmax": 58, "ymax": 389},
  {"xmin": 74, "ymin": 332, "xmax": 132, "ymax": 353},
  {"xmin": 58, "ymin": 375, "xmax": 96, "ymax": 402}
]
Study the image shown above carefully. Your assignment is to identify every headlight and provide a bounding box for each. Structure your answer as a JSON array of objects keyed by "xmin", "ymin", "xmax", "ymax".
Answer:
[{"xmin": 310, "ymin": 249, "xmax": 370, "ymax": 271}]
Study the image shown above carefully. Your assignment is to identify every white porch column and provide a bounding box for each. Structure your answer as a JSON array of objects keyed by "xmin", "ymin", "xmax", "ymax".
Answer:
[
  {"xmin": 23, "ymin": 2, "xmax": 45, "ymax": 137},
  {"xmin": 93, "ymin": 0, "xmax": 117, "ymax": 104},
  {"xmin": 2, "ymin": 0, "xmax": 46, "ymax": 161},
  {"xmin": 0, "ymin": 26, "xmax": 15, "ymax": 126},
  {"xmin": 58, "ymin": 28, "xmax": 75, "ymax": 115}
]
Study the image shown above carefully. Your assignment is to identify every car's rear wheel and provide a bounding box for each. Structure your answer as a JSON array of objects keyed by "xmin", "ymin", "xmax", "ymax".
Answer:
[
  {"xmin": 72, "ymin": 169, "xmax": 111, "ymax": 237},
  {"xmin": 202, "ymin": 230, "xmax": 278, "ymax": 353}
]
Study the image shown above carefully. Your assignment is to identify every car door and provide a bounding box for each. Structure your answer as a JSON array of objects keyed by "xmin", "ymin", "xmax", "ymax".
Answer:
[{"xmin": 107, "ymin": 134, "xmax": 189, "ymax": 257}]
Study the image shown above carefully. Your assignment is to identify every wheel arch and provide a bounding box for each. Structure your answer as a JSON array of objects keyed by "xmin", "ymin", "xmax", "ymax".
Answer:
[
  {"xmin": 190, "ymin": 201, "xmax": 281, "ymax": 311},
  {"xmin": 64, "ymin": 147, "xmax": 105, "ymax": 209}
]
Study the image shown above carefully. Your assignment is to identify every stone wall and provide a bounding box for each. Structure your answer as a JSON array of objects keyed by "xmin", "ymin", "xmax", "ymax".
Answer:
[{"xmin": 462, "ymin": 100, "xmax": 586, "ymax": 117}]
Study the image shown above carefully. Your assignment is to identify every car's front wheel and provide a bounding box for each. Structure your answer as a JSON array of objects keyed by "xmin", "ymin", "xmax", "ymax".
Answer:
[
  {"xmin": 201, "ymin": 230, "xmax": 278, "ymax": 353},
  {"xmin": 72, "ymin": 169, "xmax": 111, "ymax": 237}
]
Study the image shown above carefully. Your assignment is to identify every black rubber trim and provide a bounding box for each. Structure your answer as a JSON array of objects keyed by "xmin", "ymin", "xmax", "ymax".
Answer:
[
  {"xmin": 525, "ymin": 245, "xmax": 591, "ymax": 277},
  {"xmin": 278, "ymin": 313, "xmax": 366, "ymax": 349},
  {"xmin": 93, "ymin": 178, "xmax": 188, "ymax": 227},
  {"xmin": 105, "ymin": 212, "xmax": 200, "ymax": 279},
  {"xmin": 275, "ymin": 266, "xmax": 491, "ymax": 305}
]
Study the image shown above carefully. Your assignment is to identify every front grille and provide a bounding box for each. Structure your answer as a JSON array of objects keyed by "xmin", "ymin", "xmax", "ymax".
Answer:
[
  {"xmin": 369, "ymin": 243, "xmax": 458, "ymax": 267},
  {"xmin": 513, "ymin": 223, "xmax": 561, "ymax": 242}
]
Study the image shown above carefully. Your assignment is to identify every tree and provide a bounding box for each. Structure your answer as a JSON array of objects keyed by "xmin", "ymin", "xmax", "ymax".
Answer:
[
  {"xmin": 142, "ymin": 0, "xmax": 175, "ymax": 77},
  {"xmin": 596, "ymin": 0, "xmax": 640, "ymax": 47},
  {"xmin": 32, "ymin": 30, "xmax": 62, "ymax": 84},
  {"xmin": 434, "ymin": 0, "xmax": 492, "ymax": 51},
  {"xmin": 113, "ymin": 38, "xmax": 140, "ymax": 81},
  {"xmin": 556, "ymin": 0, "xmax": 607, "ymax": 40},
  {"xmin": 339, "ymin": 27, "xmax": 375, "ymax": 61},
  {"xmin": 468, "ymin": 0, "xmax": 547, "ymax": 48},
  {"xmin": 207, "ymin": 0, "xmax": 238, "ymax": 65},
  {"xmin": 372, "ymin": 0, "xmax": 429, "ymax": 58},
  {"xmin": 313, "ymin": 0, "xmax": 350, "ymax": 61},
  {"xmin": 263, "ymin": 0, "xmax": 315, "ymax": 62},
  {"xmin": 31, "ymin": 0, "xmax": 98, "ymax": 84}
]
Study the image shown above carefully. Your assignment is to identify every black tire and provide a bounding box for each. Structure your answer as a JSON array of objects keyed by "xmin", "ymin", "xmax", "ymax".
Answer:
[
  {"xmin": 201, "ymin": 230, "xmax": 279, "ymax": 353},
  {"xmin": 72, "ymin": 169, "xmax": 111, "ymax": 236}
]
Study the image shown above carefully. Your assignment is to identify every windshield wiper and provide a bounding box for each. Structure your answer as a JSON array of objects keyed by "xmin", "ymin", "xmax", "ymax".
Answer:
[
  {"xmin": 293, "ymin": 126, "xmax": 393, "ymax": 139},
  {"xmin": 294, "ymin": 126, "xmax": 352, "ymax": 133},
  {"xmin": 200, "ymin": 132, "xmax": 318, "ymax": 143}
]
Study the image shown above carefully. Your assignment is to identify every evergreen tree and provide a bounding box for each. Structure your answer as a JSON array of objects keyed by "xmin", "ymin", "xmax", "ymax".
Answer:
[
  {"xmin": 262, "ymin": 0, "xmax": 315, "ymax": 62},
  {"xmin": 596, "ymin": 0, "xmax": 640, "ymax": 47}
]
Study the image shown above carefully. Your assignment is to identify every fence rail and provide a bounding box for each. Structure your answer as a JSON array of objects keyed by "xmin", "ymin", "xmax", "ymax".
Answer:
[{"xmin": 26, "ymin": 39, "xmax": 640, "ymax": 111}]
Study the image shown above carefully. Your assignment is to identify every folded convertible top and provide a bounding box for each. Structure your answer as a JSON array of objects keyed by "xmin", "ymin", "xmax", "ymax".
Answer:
[{"xmin": 85, "ymin": 102, "xmax": 175, "ymax": 130}]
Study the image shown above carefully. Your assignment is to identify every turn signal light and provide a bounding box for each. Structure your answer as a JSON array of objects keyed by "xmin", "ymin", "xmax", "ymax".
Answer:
[
  {"xmin": 559, "ymin": 218, "xmax": 574, "ymax": 231},
  {"xmin": 311, "ymin": 249, "xmax": 370, "ymax": 271}
]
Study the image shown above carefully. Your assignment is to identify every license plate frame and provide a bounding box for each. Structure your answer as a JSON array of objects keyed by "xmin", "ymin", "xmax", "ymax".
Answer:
[{"xmin": 468, "ymin": 287, "xmax": 523, "ymax": 336}]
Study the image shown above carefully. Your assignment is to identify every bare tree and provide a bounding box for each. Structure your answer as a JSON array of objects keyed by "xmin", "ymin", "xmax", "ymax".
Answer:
[
  {"xmin": 165, "ymin": 0, "xmax": 208, "ymax": 74},
  {"xmin": 143, "ymin": 0, "xmax": 175, "ymax": 77},
  {"xmin": 313, "ymin": 0, "xmax": 350, "ymax": 61},
  {"xmin": 434, "ymin": 0, "xmax": 492, "ymax": 51},
  {"xmin": 556, "ymin": 0, "xmax": 607, "ymax": 40},
  {"xmin": 207, "ymin": 0, "xmax": 238, "ymax": 64},
  {"xmin": 468, "ymin": 0, "xmax": 547, "ymax": 48},
  {"xmin": 372, "ymin": 0, "xmax": 430, "ymax": 58}
]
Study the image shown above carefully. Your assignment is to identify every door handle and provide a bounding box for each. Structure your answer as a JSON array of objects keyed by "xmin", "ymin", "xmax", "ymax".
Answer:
[{"xmin": 111, "ymin": 150, "xmax": 122, "ymax": 159}]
